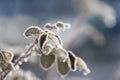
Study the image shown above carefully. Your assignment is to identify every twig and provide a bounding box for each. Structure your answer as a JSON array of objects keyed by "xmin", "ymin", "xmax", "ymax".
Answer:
[
  {"xmin": 0, "ymin": 72, "xmax": 3, "ymax": 80},
  {"xmin": 2, "ymin": 38, "xmax": 39, "ymax": 79}
]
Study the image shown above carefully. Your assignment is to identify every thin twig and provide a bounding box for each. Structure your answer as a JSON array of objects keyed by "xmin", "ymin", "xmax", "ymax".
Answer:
[
  {"xmin": 0, "ymin": 72, "xmax": 3, "ymax": 80},
  {"xmin": 3, "ymin": 38, "xmax": 39, "ymax": 79}
]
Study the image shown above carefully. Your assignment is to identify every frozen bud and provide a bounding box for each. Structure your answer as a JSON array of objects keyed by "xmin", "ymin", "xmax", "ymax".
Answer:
[
  {"xmin": 53, "ymin": 48, "xmax": 68, "ymax": 62},
  {"xmin": 57, "ymin": 57, "xmax": 70, "ymax": 78},
  {"xmin": 24, "ymin": 26, "xmax": 43, "ymax": 38},
  {"xmin": 3, "ymin": 51, "xmax": 14, "ymax": 61},
  {"xmin": 44, "ymin": 23, "xmax": 52, "ymax": 30},
  {"xmin": 1, "ymin": 61, "xmax": 14, "ymax": 72},
  {"xmin": 68, "ymin": 51, "xmax": 77, "ymax": 71},
  {"xmin": 76, "ymin": 57, "xmax": 91, "ymax": 75},
  {"xmin": 42, "ymin": 43, "xmax": 53, "ymax": 55},
  {"xmin": 40, "ymin": 53, "xmax": 55, "ymax": 70}
]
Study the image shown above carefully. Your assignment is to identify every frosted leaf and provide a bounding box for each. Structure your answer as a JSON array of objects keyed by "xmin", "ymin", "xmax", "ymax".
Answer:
[
  {"xmin": 44, "ymin": 23, "xmax": 53, "ymax": 30},
  {"xmin": 46, "ymin": 30, "xmax": 63, "ymax": 46},
  {"xmin": 57, "ymin": 57, "xmax": 70, "ymax": 78},
  {"xmin": 39, "ymin": 52, "xmax": 55, "ymax": 70},
  {"xmin": 53, "ymin": 48, "xmax": 68, "ymax": 62},
  {"xmin": 39, "ymin": 33, "xmax": 48, "ymax": 49},
  {"xmin": 77, "ymin": 57, "xmax": 91, "ymax": 75},
  {"xmin": 68, "ymin": 51, "xmax": 77, "ymax": 71},
  {"xmin": 55, "ymin": 21, "xmax": 71, "ymax": 31},
  {"xmin": 56, "ymin": 21, "xmax": 64, "ymax": 28},
  {"xmin": 24, "ymin": 26, "xmax": 43, "ymax": 38}
]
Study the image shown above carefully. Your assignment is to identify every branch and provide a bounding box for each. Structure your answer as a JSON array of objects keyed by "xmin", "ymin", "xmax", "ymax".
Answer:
[{"xmin": 3, "ymin": 38, "xmax": 39, "ymax": 79}]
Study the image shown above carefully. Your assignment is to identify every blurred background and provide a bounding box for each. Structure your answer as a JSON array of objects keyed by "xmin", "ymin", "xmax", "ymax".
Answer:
[{"xmin": 0, "ymin": 0, "xmax": 120, "ymax": 80}]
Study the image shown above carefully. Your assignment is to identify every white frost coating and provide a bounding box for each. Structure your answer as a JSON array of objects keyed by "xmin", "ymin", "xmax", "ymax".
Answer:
[
  {"xmin": 55, "ymin": 21, "xmax": 71, "ymax": 31},
  {"xmin": 77, "ymin": 57, "xmax": 91, "ymax": 75}
]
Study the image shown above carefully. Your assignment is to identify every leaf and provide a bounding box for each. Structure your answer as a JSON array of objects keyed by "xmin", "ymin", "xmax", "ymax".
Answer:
[
  {"xmin": 68, "ymin": 51, "xmax": 77, "ymax": 71},
  {"xmin": 39, "ymin": 52, "xmax": 55, "ymax": 70},
  {"xmin": 44, "ymin": 23, "xmax": 52, "ymax": 30},
  {"xmin": 24, "ymin": 26, "xmax": 43, "ymax": 38},
  {"xmin": 45, "ymin": 31, "xmax": 63, "ymax": 47},
  {"xmin": 3, "ymin": 51, "xmax": 14, "ymax": 61},
  {"xmin": 39, "ymin": 33, "xmax": 48, "ymax": 49},
  {"xmin": 76, "ymin": 57, "xmax": 91, "ymax": 75},
  {"xmin": 57, "ymin": 57, "xmax": 70, "ymax": 78},
  {"xmin": 56, "ymin": 21, "xmax": 64, "ymax": 28},
  {"xmin": 53, "ymin": 48, "xmax": 68, "ymax": 62}
]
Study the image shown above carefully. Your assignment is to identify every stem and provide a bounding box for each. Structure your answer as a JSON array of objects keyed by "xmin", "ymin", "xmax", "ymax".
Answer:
[
  {"xmin": 0, "ymin": 72, "xmax": 3, "ymax": 80},
  {"xmin": 3, "ymin": 38, "xmax": 39, "ymax": 79}
]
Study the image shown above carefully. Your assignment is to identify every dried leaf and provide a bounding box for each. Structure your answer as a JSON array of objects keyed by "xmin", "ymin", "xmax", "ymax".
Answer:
[
  {"xmin": 40, "ymin": 52, "xmax": 55, "ymax": 70},
  {"xmin": 24, "ymin": 26, "xmax": 43, "ymax": 38},
  {"xmin": 57, "ymin": 57, "xmax": 70, "ymax": 78},
  {"xmin": 68, "ymin": 51, "xmax": 77, "ymax": 71}
]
